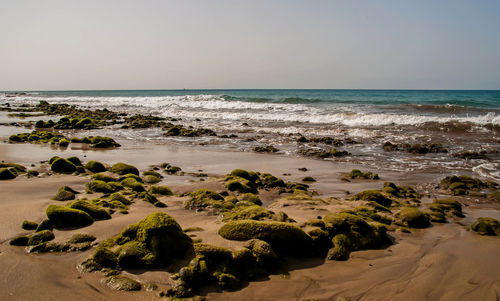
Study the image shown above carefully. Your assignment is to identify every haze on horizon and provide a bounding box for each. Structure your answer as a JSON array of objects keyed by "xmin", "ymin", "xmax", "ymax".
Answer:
[{"xmin": 1, "ymin": 0, "xmax": 499, "ymax": 91}]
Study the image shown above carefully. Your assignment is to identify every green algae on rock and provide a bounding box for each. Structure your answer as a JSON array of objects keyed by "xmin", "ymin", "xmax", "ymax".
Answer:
[
  {"xmin": 104, "ymin": 275, "xmax": 141, "ymax": 291},
  {"xmin": 68, "ymin": 200, "xmax": 112, "ymax": 220},
  {"xmin": 22, "ymin": 220, "xmax": 39, "ymax": 230},
  {"xmin": 148, "ymin": 185, "xmax": 173, "ymax": 196},
  {"xmin": 50, "ymin": 158, "xmax": 77, "ymax": 174},
  {"xmin": 46, "ymin": 205, "xmax": 94, "ymax": 229},
  {"xmin": 27, "ymin": 230, "xmax": 55, "ymax": 246},
  {"xmin": 323, "ymin": 212, "xmax": 391, "ymax": 261},
  {"xmin": 85, "ymin": 160, "xmax": 107, "ymax": 173},
  {"xmin": 351, "ymin": 190, "xmax": 393, "ymax": 207},
  {"xmin": 396, "ymin": 207, "xmax": 430, "ymax": 228},
  {"xmin": 111, "ymin": 162, "xmax": 139, "ymax": 176},
  {"xmin": 52, "ymin": 186, "xmax": 79, "ymax": 201},
  {"xmin": 218, "ymin": 220, "xmax": 313, "ymax": 257},
  {"xmin": 343, "ymin": 169, "xmax": 379, "ymax": 180},
  {"xmin": 82, "ymin": 212, "xmax": 192, "ymax": 270},
  {"xmin": 471, "ymin": 217, "xmax": 500, "ymax": 236}
]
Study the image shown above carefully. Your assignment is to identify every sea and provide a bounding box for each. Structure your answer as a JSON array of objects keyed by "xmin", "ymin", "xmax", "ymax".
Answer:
[{"xmin": 2, "ymin": 89, "xmax": 500, "ymax": 180}]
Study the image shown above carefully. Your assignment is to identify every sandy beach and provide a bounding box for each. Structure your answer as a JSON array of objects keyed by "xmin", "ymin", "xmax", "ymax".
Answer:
[{"xmin": 1, "ymin": 104, "xmax": 500, "ymax": 301}]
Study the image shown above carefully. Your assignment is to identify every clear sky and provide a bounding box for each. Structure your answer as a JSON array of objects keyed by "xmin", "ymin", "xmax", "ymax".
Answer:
[{"xmin": 1, "ymin": 0, "xmax": 499, "ymax": 90}]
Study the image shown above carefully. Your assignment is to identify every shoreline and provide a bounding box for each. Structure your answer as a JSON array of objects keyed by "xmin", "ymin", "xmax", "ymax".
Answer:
[{"xmin": 0, "ymin": 101, "xmax": 499, "ymax": 300}]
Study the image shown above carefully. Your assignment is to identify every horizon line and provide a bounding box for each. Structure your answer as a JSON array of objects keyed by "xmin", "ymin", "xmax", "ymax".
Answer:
[{"xmin": 2, "ymin": 88, "xmax": 500, "ymax": 93}]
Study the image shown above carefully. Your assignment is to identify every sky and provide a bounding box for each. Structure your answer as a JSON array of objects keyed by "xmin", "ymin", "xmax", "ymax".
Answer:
[{"xmin": 0, "ymin": 0, "xmax": 499, "ymax": 90}]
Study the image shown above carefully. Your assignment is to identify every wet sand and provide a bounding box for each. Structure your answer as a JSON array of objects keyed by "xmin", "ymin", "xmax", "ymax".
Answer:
[{"xmin": 1, "ymin": 133, "xmax": 500, "ymax": 300}]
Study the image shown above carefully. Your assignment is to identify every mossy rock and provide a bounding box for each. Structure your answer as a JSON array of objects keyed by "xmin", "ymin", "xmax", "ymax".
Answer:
[
  {"xmin": 218, "ymin": 220, "xmax": 313, "ymax": 257},
  {"xmin": 69, "ymin": 200, "xmax": 111, "ymax": 220},
  {"xmin": 109, "ymin": 193, "xmax": 132, "ymax": 205},
  {"xmin": 237, "ymin": 193, "xmax": 262, "ymax": 205},
  {"xmin": 91, "ymin": 173, "xmax": 117, "ymax": 182},
  {"xmin": 194, "ymin": 243, "xmax": 233, "ymax": 263},
  {"xmin": 10, "ymin": 235, "xmax": 30, "ymax": 246},
  {"xmin": 66, "ymin": 156, "xmax": 82, "ymax": 166},
  {"xmin": 143, "ymin": 175, "xmax": 161, "ymax": 184},
  {"xmin": 0, "ymin": 168, "xmax": 17, "ymax": 180},
  {"xmin": 397, "ymin": 207, "xmax": 430, "ymax": 228},
  {"xmin": 302, "ymin": 176, "xmax": 316, "ymax": 182},
  {"xmin": 223, "ymin": 205, "xmax": 274, "ymax": 221},
  {"xmin": 85, "ymin": 212, "xmax": 192, "ymax": 270},
  {"xmin": 120, "ymin": 178, "xmax": 145, "ymax": 192},
  {"xmin": 46, "ymin": 205, "xmax": 94, "ymax": 229},
  {"xmin": 0, "ymin": 162, "xmax": 26, "ymax": 173},
  {"xmin": 111, "ymin": 162, "xmax": 139, "ymax": 176},
  {"xmin": 86, "ymin": 180, "xmax": 120, "ymax": 194},
  {"xmin": 91, "ymin": 246, "xmax": 118, "ymax": 269},
  {"xmin": 119, "ymin": 173, "xmax": 143, "ymax": 183},
  {"xmin": 58, "ymin": 138, "xmax": 70, "ymax": 147},
  {"xmin": 148, "ymin": 185, "xmax": 173, "ymax": 196},
  {"xmin": 323, "ymin": 212, "xmax": 390, "ymax": 260},
  {"xmin": 185, "ymin": 189, "xmax": 229, "ymax": 210},
  {"xmin": 143, "ymin": 170, "xmax": 162, "ymax": 178},
  {"xmin": 27, "ymin": 230, "xmax": 55, "ymax": 245},
  {"xmin": 85, "ymin": 160, "xmax": 106, "ymax": 173},
  {"xmin": 104, "ymin": 275, "xmax": 142, "ymax": 291},
  {"xmin": 352, "ymin": 190, "xmax": 392, "ymax": 207},
  {"xmin": 52, "ymin": 186, "xmax": 78, "ymax": 201},
  {"xmin": 49, "ymin": 156, "xmax": 60, "ymax": 164},
  {"xmin": 429, "ymin": 199, "xmax": 464, "ymax": 218},
  {"xmin": 36, "ymin": 219, "xmax": 53, "ymax": 232},
  {"xmin": 68, "ymin": 233, "xmax": 96, "ymax": 244},
  {"xmin": 230, "ymin": 169, "xmax": 253, "ymax": 181},
  {"xmin": 50, "ymin": 158, "xmax": 76, "ymax": 174},
  {"xmin": 346, "ymin": 169, "xmax": 379, "ymax": 180},
  {"xmin": 22, "ymin": 220, "xmax": 39, "ymax": 230},
  {"xmin": 471, "ymin": 217, "xmax": 500, "ymax": 236},
  {"xmin": 226, "ymin": 179, "xmax": 254, "ymax": 193},
  {"xmin": 244, "ymin": 239, "xmax": 278, "ymax": 268}
]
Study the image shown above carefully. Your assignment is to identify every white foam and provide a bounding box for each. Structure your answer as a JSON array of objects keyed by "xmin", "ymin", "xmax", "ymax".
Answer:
[{"xmin": 2, "ymin": 94, "xmax": 499, "ymax": 127}]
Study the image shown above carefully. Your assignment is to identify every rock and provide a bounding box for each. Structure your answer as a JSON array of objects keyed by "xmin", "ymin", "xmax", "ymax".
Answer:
[
  {"xmin": 27, "ymin": 230, "xmax": 55, "ymax": 245},
  {"xmin": 111, "ymin": 162, "xmax": 139, "ymax": 176},
  {"xmin": 0, "ymin": 168, "xmax": 16, "ymax": 180},
  {"xmin": 104, "ymin": 276, "xmax": 141, "ymax": 291},
  {"xmin": 46, "ymin": 205, "xmax": 94, "ymax": 229},
  {"xmin": 50, "ymin": 158, "xmax": 76, "ymax": 174},
  {"xmin": 471, "ymin": 217, "xmax": 500, "ymax": 236},
  {"xmin": 85, "ymin": 160, "xmax": 106, "ymax": 173}
]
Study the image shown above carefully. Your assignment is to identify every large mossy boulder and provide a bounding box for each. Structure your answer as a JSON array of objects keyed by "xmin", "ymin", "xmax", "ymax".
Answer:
[
  {"xmin": 111, "ymin": 162, "xmax": 139, "ymax": 176},
  {"xmin": 85, "ymin": 160, "xmax": 106, "ymax": 173},
  {"xmin": 50, "ymin": 158, "xmax": 76, "ymax": 174},
  {"xmin": 218, "ymin": 220, "xmax": 313, "ymax": 257},
  {"xmin": 84, "ymin": 212, "xmax": 192, "ymax": 270},
  {"xmin": 323, "ymin": 212, "xmax": 390, "ymax": 261},
  {"xmin": 397, "ymin": 207, "xmax": 430, "ymax": 228},
  {"xmin": 471, "ymin": 217, "xmax": 500, "ymax": 236},
  {"xmin": 0, "ymin": 168, "xmax": 16, "ymax": 180},
  {"xmin": 46, "ymin": 205, "xmax": 94, "ymax": 229},
  {"xmin": 351, "ymin": 190, "xmax": 392, "ymax": 207}
]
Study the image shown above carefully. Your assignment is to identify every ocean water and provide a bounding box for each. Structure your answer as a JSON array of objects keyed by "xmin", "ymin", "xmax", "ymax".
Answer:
[{"xmin": 2, "ymin": 89, "xmax": 500, "ymax": 179}]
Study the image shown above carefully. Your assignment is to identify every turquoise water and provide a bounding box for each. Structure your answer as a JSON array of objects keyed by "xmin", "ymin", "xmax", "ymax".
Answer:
[{"xmin": 6, "ymin": 89, "xmax": 500, "ymax": 109}]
